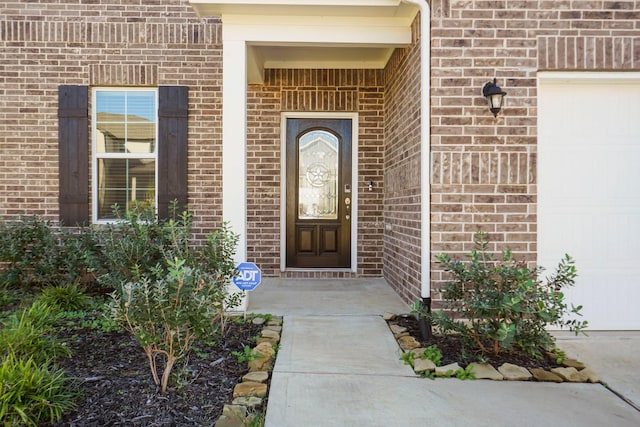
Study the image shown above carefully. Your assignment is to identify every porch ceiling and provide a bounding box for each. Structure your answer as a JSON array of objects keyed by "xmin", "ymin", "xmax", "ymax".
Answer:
[{"xmin": 189, "ymin": 0, "xmax": 418, "ymax": 83}]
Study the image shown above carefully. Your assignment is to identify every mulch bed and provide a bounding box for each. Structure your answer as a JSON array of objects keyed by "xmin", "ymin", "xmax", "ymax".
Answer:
[
  {"xmin": 46, "ymin": 312, "xmax": 562, "ymax": 425},
  {"xmin": 393, "ymin": 314, "xmax": 560, "ymax": 370},
  {"xmin": 52, "ymin": 321, "xmax": 262, "ymax": 427}
]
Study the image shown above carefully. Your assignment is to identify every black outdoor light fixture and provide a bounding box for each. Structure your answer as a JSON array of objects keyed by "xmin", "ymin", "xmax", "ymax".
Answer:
[{"xmin": 482, "ymin": 78, "xmax": 507, "ymax": 118}]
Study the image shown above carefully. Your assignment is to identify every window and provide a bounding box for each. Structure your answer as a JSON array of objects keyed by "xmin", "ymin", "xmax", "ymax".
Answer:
[
  {"xmin": 58, "ymin": 85, "xmax": 186, "ymax": 225},
  {"xmin": 92, "ymin": 88, "xmax": 158, "ymax": 221}
]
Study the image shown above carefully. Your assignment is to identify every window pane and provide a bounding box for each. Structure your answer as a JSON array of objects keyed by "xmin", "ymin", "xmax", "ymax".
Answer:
[
  {"xmin": 95, "ymin": 90, "xmax": 156, "ymax": 154},
  {"xmin": 127, "ymin": 123, "xmax": 155, "ymax": 153},
  {"xmin": 96, "ymin": 91, "xmax": 126, "ymax": 117},
  {"xmin": 127, "ymin": 92, "xmax": 156, "ymax": 122},
  {"xmin": 298, "ymin": 130, "xmax": 339, "ymax": 220},
  {"xmin": 97, "ymin": 158, "xmax": 156, "ymax": 220},
  {"xmin": 96, "ymin": 121, "xmax": 126, "ymax": 153}
]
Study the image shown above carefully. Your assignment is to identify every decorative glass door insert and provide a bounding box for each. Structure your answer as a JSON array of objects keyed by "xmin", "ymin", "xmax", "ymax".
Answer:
[{"xmin": 298, "ymin": 130, "xmax": 339, "ymax": 219}]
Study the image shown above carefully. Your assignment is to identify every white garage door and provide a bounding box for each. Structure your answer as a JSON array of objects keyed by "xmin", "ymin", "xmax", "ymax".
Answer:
[{"xmin": 538, "ymin": 72, "xmax": 640, "ymax": 330}]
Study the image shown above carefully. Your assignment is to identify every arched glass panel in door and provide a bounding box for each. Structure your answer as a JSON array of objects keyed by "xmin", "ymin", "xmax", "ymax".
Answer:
[{"xmin": 298, "ymin": 130, "xmax": 339, "ymax": 220}]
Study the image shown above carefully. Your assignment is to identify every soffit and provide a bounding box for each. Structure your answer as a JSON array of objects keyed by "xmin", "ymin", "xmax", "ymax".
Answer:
[{"xmin": 189, "ymin": 0, "xmax": 418, "ymax": 83}]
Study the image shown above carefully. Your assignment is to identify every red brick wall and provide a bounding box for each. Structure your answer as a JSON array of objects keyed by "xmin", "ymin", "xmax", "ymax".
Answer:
[
  {"xmin": 246, "ymin": 69, "xmax": 385, "ymax": 277},
  {"xmin": 428, "ymin": 0, "xmax": 640, "ymax": 302},
  {"xmin": 383, "ymin": 17, "xmax": 423, "ymax": 303},
  {"xmin": 0, "ymin": 1, "xmax": 387, "ymax": 279},
  {"xmin": 0, "ymin": 1, "xmax": 224, "ymax": 239},
  {"xmin": 2, "ymin": 0, "xmax": 639, "ymax": 298}
]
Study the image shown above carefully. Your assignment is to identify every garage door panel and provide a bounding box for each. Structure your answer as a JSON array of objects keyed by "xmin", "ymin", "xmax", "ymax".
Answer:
[
  {"xmin": 541, "ymin": 213, "xmax": 639, "ymax": 266},
  {"xmin": 538, "ymin": 72, "xmax": 640, "ymax": 330},
  {"xmin": 564, "ymin": 272, "xmax": 639, "ymax": 331},
  {"xmin": 542, "ymin": 148, "xmax": 640, "ymax": 203}
]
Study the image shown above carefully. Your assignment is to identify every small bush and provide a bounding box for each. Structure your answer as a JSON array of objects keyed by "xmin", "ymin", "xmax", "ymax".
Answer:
[
  {"xmin": 0, "ymin": 354, "xmax": 76, "ymax": 427},
  {"xmin": 0, "ymin": 301, "xmax": 71, "ymax": 364},
  {"xmin": 107, "ymin": 205, "xmax": 241, "ymax": 393},
  {"xmin": 56, "ymin": 227, "xmax": 105, "ymax": 288},
  {"xmin": 0, "ymin": 299, "xmax": 75, "ymax": 426},
  {"xmin": 109, "ymin": 258, "xmax": 236, "ymax": 393},
  {"xmin": 0, "ymin": 216, "xmax": 104, "ymax": 289},
  {"xmin": 95, "ymin": 204, "xmax": 175, "ymax": 291},
  {"xmin": 0, "ymin": 216, "xmax": 58, "ymax": 287},
  {"xmin": 36, "ymin": 283, "xmax": 90, "ymax": 312},
  {"xmin": 0, "ymin": 286, "xmax": 22, "ymax": 311},
  {"xmin": 433, "ymin": 232, "xmax": 588, "ymax": 360}
]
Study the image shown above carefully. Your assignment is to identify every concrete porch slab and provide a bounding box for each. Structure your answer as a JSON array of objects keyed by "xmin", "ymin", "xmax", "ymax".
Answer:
[{"xmin": 246, "ymin": 278, "xmax": 409, "ymax": 316}]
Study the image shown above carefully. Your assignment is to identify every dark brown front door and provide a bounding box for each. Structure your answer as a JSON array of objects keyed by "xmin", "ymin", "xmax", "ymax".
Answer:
[{"xmin": 286, "ymin": 118, "xmax": 352, "ymax": 268}]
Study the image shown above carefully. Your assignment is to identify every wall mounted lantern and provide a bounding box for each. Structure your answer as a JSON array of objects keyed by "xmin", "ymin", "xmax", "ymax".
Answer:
[{"xmin": 482, "ymin": 78, "xmax": 507, "ymax": 118}]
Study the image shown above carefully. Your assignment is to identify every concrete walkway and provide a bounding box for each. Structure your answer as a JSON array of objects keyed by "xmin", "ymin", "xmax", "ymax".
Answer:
[
  {"xmin": 553, "ymin": 331, "xmax": 640, "ymax": 411},
  {"xmin": 247, "ymin": 278, "xmax": 640, "ymax": 427}
]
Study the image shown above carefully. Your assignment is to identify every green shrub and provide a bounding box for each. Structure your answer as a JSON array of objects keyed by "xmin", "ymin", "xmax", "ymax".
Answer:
[
  {"xmin": 0, "ymin": 216, "xmax": 58, "ymax": 287},
  {"xmin": 105, "ymin": 205, "xmax": 241, "ymax": 393},
  {"xmin": 433, "ymin": 232, "xmax": 588, "ymax": 360},
  {"xmin": 109, "ymin": 257, "xmax": 237, "ymax": 393},
  {"xmin": 0, "ymin": 354, "xmax": 76, "ymax": 427},
  {"xmin": 0, "ymin": 300, "xmax": 79, "ymax": 425},
  {"xmin": 195, "ymin": 222, "xmax": 240, "ymax": 281},
  {"xmin": 1, "ymin": 302, "xmax": 71, "ymax": 364},
  {"xmin": 36, "ymin": 283, "xmax": 90, "ymax": 312},
  {"xmin": 0, "ymin": 202, "xmax": 236, "ymax": 294},
  {"xmin": 0, "ymin": 216, "xmax": 104, "ymax": 289},
  {"xmin": 399, "ymin": 351, "xmax": 415, "ymax": 367},
  {"xmin": 45, "ymin": 298, "xmax": 120, "ymax": 335},
  {"xmin": 195, "ymin": 222, "xmax": 243, "ymax": 333},
  {"xmin": 0, "ymin": 286, "xmax": 21, "ymax": 311},
  {"xmin": 56, "ymin": 227, "xmax": 105, "ymax": 288},
  {"xmin": 95, "ymin": 204, "xmax": 175, "ymax": 291}
]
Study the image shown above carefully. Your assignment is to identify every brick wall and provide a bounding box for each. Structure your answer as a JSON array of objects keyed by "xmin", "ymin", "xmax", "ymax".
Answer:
[
  {"xmin": 246, "ymin": 69, "xmax": 386, "ymax": 277},
  {"xmin": 0, "ymin": 1, "xmax": 388, "ymax": 280},
  {"xmin": 0, "ymin": 1, "xmax": 224, "ymax": 239},
  {"xmin": 383, "ymin": 17, "xmax": 423, "ymax": 303},
  {"xmin": 428, "ymin": 0, "xmax": 640, "ymax": 302},
  {"xmin": 2, "ymin": 0, "xmax": 639, "ymax": 298}
]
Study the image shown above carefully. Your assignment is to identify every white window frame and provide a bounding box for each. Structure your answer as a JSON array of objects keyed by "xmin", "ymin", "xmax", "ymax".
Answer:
[{"xmin": 91, "ymin": 87, "xmax": 159, "ymax": 223}]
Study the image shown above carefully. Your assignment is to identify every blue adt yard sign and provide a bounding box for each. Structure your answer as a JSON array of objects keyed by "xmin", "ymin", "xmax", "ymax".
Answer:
[{"xmin": 233, "ymin": 262, "xmax": 262, "ymax": 291}]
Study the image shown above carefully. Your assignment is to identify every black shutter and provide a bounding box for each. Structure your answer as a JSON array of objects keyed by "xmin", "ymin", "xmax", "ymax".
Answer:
[
  {"xmin": 58, "ymin": 85, "xmax": 89, "ymax": 225},
  {"xmin": 157, "ymin": 86, "xmax": 188, "ymax": 219}
]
